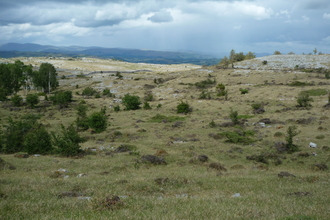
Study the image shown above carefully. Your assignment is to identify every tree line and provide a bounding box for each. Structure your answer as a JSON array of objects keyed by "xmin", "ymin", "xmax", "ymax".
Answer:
[
  {"xmin": 0, "ymin": 60, "xmax": 58, "ymax": 101},
  {"xmin": 218, "ymin": 49, "xmax": 256, "ymax": 68}
]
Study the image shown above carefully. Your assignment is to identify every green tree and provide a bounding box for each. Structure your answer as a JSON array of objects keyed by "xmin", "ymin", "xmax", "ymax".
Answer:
[
  {"xmin": 33, "ymin": 63, "xmax": 58, "ymax": 93},
  {"xmin": 274, "ymin": 51, "xmax": 281, "ymax": 55},
  {"xmin": 218, "ymin": 56, "xmax": 230, "ymax": 68},
  {"xmin": 229, "ymin": 108, "xmax": 239, "ymax": 125},
  {"xmin": 122, "ymin": 94, "xmax": 141, "ymax": 110},
  {"xmin": 0, "ymin": 61, "xmax": 26, "ymax": 99},
  {"xmin": 285, "ymin": 125, "xmax": 299, "ymax": 153},
  {"xmin": 245, "ymin": 51, "xmax": 256, "ymax": 59}
]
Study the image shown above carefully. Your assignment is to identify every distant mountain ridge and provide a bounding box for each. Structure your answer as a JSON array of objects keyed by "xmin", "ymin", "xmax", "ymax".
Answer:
[{"xmin": 0, "ymin": 43, "xmax": 220, "ymax": 65}]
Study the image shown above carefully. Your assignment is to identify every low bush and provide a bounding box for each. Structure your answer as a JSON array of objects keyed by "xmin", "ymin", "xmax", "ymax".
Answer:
[
  {"xmin": 195, "ymin": 78, "xmax": 216, "ymax": 89},
  {"xmin": 122, "ymin": 94, "xmax": 141, "ymax": 110},
  {"xmin": 177, "ymin": 101, "xmax": 192, "ymax": 114},
  {"xmin": 297, "ymin": 93, "xmax": 313, "ymax": 107},
  {"xmin": 49, "ymin": 91, "xmax": 72, "ymax": 108},
  {"xmin": 82, "ymin": 87, "xmax": 97, "ymax": 96},
  {"xmin": 26, "ymin": 94, "xmax": 39, "ymax": 108},
  {"xmin": 143, "ymin": 102, "xmax": 152, "ymax": 110},
  {"xmin": 52, "ymin": 124, "xmax": 85, "ymax": 157},
  {"xmin": 11, "ymin": 94, "xmax": 23, "ymax": 107},
  {"xmin": 220, "ymin": 128, "xmax": 255, "ymax": 145},
  {"xmin": 24, "ymin": 125, "xmax": 53, "ymax": 154},
  {"xmin": 89, "ymin": 109, "xmax": 108, "ymax": 133},
  {"xmin": 102, "ymin": 88, "xmax": 113, "ymax": 97},
  {"xmin": 289, "ymin": 81, "xmax": 313, "ymax": 86},
  {"xmin": 239, "ymin": 88, "xmax": 249, "ymax": 94}
]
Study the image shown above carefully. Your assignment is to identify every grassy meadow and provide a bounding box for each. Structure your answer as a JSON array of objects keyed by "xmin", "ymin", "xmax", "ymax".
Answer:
[{"xmin": 1, "ymin": 55, "xmax": 330, "ymax": 219}]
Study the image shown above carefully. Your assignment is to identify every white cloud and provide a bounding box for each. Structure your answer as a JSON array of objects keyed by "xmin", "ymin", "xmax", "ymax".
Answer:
[
  {"xmin": 323, "ymin": 13, "xmax": 330, "ymax": 19},
  {"xmin": 233, "ymin": 25, "xmax": 241, "ymax": 30},
  {"xmin": 148, "ymin": 9, "xmax": 173, "ymax": 23},
  {"xmin": 302, "ymin": 15, "xmax": 310, "ymax": 22}
]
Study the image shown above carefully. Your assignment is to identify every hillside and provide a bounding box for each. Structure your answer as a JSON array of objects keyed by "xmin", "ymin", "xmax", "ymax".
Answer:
[
  {"xmin": 1, "ymin": 54, "xmax": 330, "ymax": 219},
  {"xmin": 0, "ymin": 43, "xmax": 219, "ymax": 65}
]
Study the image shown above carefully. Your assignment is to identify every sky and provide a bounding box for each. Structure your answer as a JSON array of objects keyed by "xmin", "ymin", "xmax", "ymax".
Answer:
[{"xmin": 0, "ymin": 0, "xmax": 330, "ymax": 57}]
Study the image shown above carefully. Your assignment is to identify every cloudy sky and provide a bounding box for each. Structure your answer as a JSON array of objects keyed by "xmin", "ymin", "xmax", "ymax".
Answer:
[{"xmin": 1, "ymin": 0, "xmax": 330, "ymax": 56}]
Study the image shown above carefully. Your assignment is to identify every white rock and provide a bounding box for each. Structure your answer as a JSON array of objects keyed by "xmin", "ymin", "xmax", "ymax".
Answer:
[
  {"xmin": 232, "ymin": 193, "xmax": 242, "ymax": 198},
  {"xmin": 309, "ymin": 142, "xmax": 317, "ymax": 148}
]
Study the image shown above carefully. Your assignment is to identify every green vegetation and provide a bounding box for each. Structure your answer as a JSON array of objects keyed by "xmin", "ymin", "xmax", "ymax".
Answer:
[
  {"xmin": 195, "ymin": 78, "xmax": 216, "ymax": 89},
  {"xmin": 148, "ymin": 114, "xmax": 185, "ymax": 123},
  {"xmin": 239, "ymin": 88, "xmax": 249, "ymax": 94},
  {"xmin": 221, "ymin": 128, "xmax": 255, "ymax": 145},
  {"xmin": 82, "ymin": 87, "xmax": 98, "ymax": 96},
  {"xmin": 26, "ymin": 94, "xmax": 39, "ymax": 108},
  {"xmin": 297, "ymin": 93, "xmax": 313, "ymax": 107},
  {"xmin": 143, "ymin": 102, "xmax": 152, "ymax": 110},
  {"xmin": 122, "ymin": 94, "xmax": 141, "ymax": 110},
  {"xmin": 49, "ymin": 90, "xmax": 73, "ymax": 108},
  {"xmin": 10, "ymin": 94, "xmax": 23, "ymax": 107},
  {"xmin": 177, "ymin": 101, "xmax": 192, "ymax": 114},
  {"xmin": 288, "ymin": 81, "xmax": 313, "ymax": 86},
  {"xmin": 52, "ymin": 124, "xmax": 85, "ymax": 156},
  {"xmin": 299, "ymin": 88, "xmax": 327, "ymax": 96},
  {"xmin": 285, "ymin": 125, "xmax": 300, "ymax": 153},
  {"xmin": 88, "ymin": 109, "xmax": 108, "ymax": 133},
  {"xmin": 102, "ymin": 88, "xmax": 113, "ymax": 97}
]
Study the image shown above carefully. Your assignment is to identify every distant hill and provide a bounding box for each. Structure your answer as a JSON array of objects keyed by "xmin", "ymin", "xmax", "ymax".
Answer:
[{"xmin": 0, "ymin": 43, "xmax": 220, "ymax": 65}]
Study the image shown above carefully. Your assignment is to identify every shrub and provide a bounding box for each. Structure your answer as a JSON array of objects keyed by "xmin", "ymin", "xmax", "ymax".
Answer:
[
  {"xmin": 52, "ymin": 124, "xmax": 85, "ymax": 157},
  {"xmin": 114, "ymin": 105, "xmax": 120, "ymax": 112},
  {"xmin": 199, "ymin": 90, "xmax": 211, "ymax": 99},
  {"xmin": 285, "ymin": 125, "xmax": 299, "ymax": 153},
  {"xmin": 251, "ymin": 103, "xmax": 262, "ymax": 110},
  {"xmin": 149, "ymin": 114, "xmax": 185, "ymax": 123},
  {"xmin": 274, "ymin": 51, "xmax": 281, "ymax": 55},
  {"xmin": 221, "ymin": 129, "xmax": 255, "ymax": 145},
  {"xmin": 325, "ymin": 72, "xmax": 330, "ymax": 79},
  {"xmin": 239, "ymin": 88, "xmax": 249, "ymax": 94},
  {"xmin": 122, "ymin": 94, "xmax": 141, "ymax": 110},
  {"xmin": 143, "ymin": 102, "xmax": 152, "ymax": 110},
  {"xmin": 216, "ymin": 83, "xmax": 226, "ymax": 96},
  {"xmin": 0, "ymin": 117, "xmax": 37, "ymax": 153},
  {"xmin": 289, "ymin": 81, "xmax": 313, "ymax": 86},
  {"xmin": 24, "ymin": 125, "xmax": 53, "ymax": 154},
  {"xmin": 11, "ymin": 94, "xmax": 23, "ymax": 107},
  {"xmin": 177, "ymin": 101, "xmax": 192, "ymax": 114},
  {"xmin": 102, "ymin": 88, "xmax": 113, "ymax": 97},
  {"xmin": 262, "ymin": 60, "xmax": 268, "ymax": 65},
  {"xmin": 88, "ymin": 109, "xmax": 108, "ymax": 133},
  {"xmin": 95, "ymin": 93, "xmax": 101, "ymax": 98},
  {"xmin": 229, "ymin": 108, "xmax": 239, "ymax": 125},
  {"xmin": 297, "ymin": 93, "xmax": 313, "ymax": 107},
  {"xmin": 144, "ymin": 92, "xmax": 154, "ymax": 102},
  {"xmin": 116, "ymin": 72, "xmax": 123, "ymax": 79},
  {"xmin": 156, "ymin": 104, "xmax": 162, "ymax": 108},
  {"xmin": 82, "ymin": 87, "xmax": 97, "ymax": 96},
  {"xmin": 26, "ymin": 94, "xmax": 39, "ymax": 108},
  {"xmin": 195, "ymin": 78, "xmax": 216, "ymax": 89},
  {"xmin": 49, "ymin": 91, "xmax": 72, "ymax": 108}
]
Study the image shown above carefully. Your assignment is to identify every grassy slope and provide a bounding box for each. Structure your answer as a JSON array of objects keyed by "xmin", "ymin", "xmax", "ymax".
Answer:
[{"xmin": 1, "ymin": 55, "xmax": 330, "ymax": 220}]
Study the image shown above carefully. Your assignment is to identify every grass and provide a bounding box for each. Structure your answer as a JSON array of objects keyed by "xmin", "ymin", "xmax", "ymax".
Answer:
[
  {"xmin": 299, "ymin": 88, "xmax": 328, "ymax": 96},
  {"xmin": 1, "ymin": 55, "xmax": 330, "ymax": 219}
]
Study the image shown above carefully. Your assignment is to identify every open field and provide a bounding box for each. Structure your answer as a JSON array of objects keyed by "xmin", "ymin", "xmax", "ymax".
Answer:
[{"xmin": 1, "ymin": 55, "xmax": 330, "ymax": 219}]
